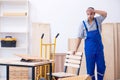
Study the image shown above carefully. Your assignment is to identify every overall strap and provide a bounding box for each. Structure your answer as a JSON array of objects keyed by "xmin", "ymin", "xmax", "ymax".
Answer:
[
  {"xmin": 83, "ymin": 21, "xmax": 88, "ymax": 32},
  {"xmin": 94, "ymin": 18, "xmax": 99, "ymax": 29}
]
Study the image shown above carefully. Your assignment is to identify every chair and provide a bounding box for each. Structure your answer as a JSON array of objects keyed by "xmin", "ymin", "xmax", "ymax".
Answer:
[{"xmin": 50, "ymin": 51, "xmax": 83, "ymax": 80}]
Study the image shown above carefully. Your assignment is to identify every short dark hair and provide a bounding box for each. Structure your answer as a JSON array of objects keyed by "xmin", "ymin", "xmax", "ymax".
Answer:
[{"xmin": 87, "ymin": 7, "xmax": 94, "ymax": 10}]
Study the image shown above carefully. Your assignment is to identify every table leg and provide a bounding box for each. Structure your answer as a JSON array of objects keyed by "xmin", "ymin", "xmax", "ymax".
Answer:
[
  {"xmin": 6, "ymin": 65, "xmax": 9, "ymax": 80},
  {"xmin": 49, "ymin": 63, "xmax": 52, "ymax": 80},
  {"xmin": 32, "ymin": 67, "xmax": 35, "ymax": 80}
]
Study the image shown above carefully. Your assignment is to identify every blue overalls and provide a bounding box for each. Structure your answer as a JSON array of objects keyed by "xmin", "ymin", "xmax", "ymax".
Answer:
[{"xmin": 83, "ymin": 18, "xmax": 106, "ymax": 80}]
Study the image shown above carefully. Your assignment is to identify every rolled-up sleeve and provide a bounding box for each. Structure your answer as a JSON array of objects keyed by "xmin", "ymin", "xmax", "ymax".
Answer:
[
  {"xmin": 77, "ymin": 23, "xmax": 85, "ymax": 38},
  {"xmin": 96, "ymin": 15, "xmax": 106, "ymax": 32},
  {"xmin": 96, "ymin": 15, "xmax": 106, "ymax": 23}
]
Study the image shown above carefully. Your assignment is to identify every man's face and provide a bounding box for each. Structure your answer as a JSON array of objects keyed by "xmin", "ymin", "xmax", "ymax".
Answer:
[{"xmin": 86, "ymin": 8, "xmax": 95, "ymax": 20}]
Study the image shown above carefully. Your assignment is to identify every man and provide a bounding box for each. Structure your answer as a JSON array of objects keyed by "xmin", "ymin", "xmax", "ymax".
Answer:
[{"xmin": 73, "ymin": 7, "xmax": 107, "ymax": 80}]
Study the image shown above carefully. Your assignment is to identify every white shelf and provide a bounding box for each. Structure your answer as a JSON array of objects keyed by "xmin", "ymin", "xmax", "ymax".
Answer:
[
  {"xmin": 0, "ymin": 15, "xmax": 28, "ymax": 17},
  {"xmin": 0, "ymin": 0, "xmax": 28, "ymax": 2},
  {"xmin": 0, "ymin": 0, "xmax": 29, "ymax": 53},
  {"xmin": 0, "ymin": 0, "xmax": 28, "ymax": 1},
  {"xmin": 0, "ymin": 47, "xmax": 27, "ymax": 50},
  {"xmin": 0, "ymin": 32, "xmax": 28, "ymax": 34},
  {"xmin": 0, "ymin": 15, "xmax": 28, "ymax": 18},
  {"xmin": 0, "ymin": 0, "xmax": 29, "ymax": 78},
  {"xmin": 0, "ymin": 0, "xmax": 29, "ymax": 17}
]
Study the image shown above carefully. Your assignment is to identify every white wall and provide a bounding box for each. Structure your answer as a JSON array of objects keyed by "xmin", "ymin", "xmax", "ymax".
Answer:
[{"xmin": 29, "ymin": 0, "xmax": 120, "ymax": 53}]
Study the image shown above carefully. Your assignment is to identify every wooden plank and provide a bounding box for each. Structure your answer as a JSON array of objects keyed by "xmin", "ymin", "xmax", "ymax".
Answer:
[
  {"xmin": 65, "ymin": 59, "xmax": 80, "ymax": 64},
  {"xmin": 66, "ymin": 55, "xmax": 82, "ymax": 60},
  {"xmin": 14, "ymin": 54, "xmax": 49, "ymax": 62},
  {"xmin": 58, "ymin": 75, "xmax": 91, "ymax": 80},
  {"xmin": 31, "ymin": 24, "xmax": 51, "ymax": 80},
  {"xmin": 102, "ymin": 23, "xmax": 115, "ymax": 80},
  {"xmin": 3, "ymin": 12, "xmax": 27, "ymax": 16},
  {"xmin": 64, "ymin": 63, "xmax": 80, "ymax": 68},
  {"xmin": 68, "ymin": 38, "xmax": 84, "ymax": 52},
  {"xmin": 31, "ymin": 23, "xmax": 51, "ymax": 58},
  {"xmin": 52, "ymin": 72, "xmax": 75, "ymax": 77},
  {"xmin": 117, "ymin": 23, "xmax": 120, "ymax": 79},
  {"xmin": 114, "ymin": 23, "xmax": 118, "ymax": 79},
  {"xmin": 66, "ymin": 51, "xmax": 83, "ymax": 56},
  {"xmin": 54, "ymin": 53, "xmax": 66, "ymax": 72}
]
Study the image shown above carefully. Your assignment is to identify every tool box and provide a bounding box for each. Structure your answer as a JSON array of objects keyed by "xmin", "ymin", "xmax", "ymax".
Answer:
[{"xmin": 0, "ymin": 36, "xmax": 16, "ymax": 47}]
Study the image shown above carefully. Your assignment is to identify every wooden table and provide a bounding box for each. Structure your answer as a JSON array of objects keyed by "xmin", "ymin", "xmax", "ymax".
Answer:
[{"xmin": 0, "ymin": 59, "xmax": 53, "ymax": 80}]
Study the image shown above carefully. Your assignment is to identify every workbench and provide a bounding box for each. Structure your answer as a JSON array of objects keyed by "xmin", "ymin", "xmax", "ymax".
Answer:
[{"xmin": 0, "ymin": 59, "xmax": 52, "ymax": 80}]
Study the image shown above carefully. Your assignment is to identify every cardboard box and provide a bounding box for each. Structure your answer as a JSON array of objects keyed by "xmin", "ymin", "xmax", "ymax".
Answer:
[{"xmin": 9, "ymin": 66, "xmax": 29, "ymax": 80}]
